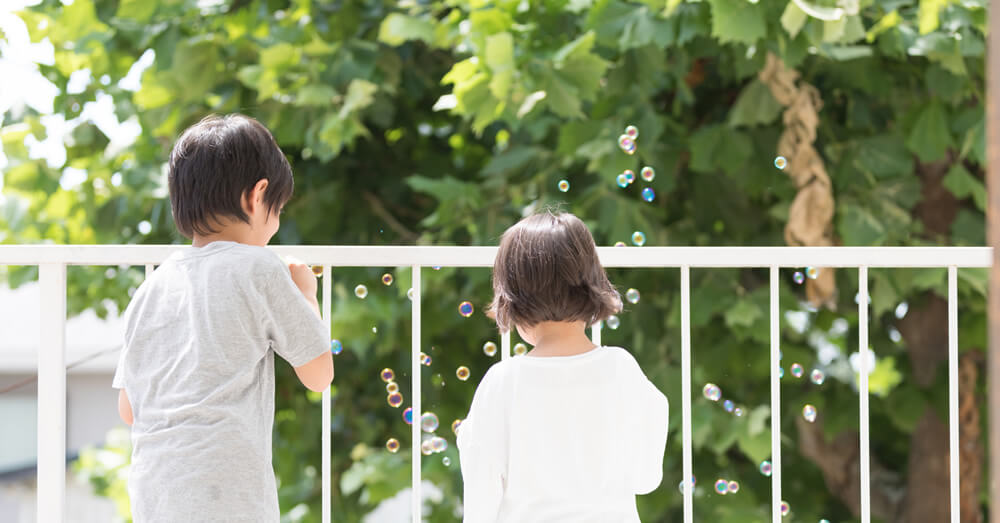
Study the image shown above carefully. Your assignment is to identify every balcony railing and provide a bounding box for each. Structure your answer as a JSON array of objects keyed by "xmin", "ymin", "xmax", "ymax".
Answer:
[{"xmin": 0, "ymin": 244, "xmax": 991, "ymax": 523}]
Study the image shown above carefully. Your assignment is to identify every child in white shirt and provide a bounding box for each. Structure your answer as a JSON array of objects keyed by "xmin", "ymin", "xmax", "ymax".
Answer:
[{"xmin": 457, "ymin": 211, "xmax": 669, "ymax": 523}]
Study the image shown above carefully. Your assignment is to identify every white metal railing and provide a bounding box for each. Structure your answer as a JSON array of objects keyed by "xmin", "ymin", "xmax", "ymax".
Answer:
[{"xmin": 0, "ymin": 245, "xmax": 991, "ymax": 523}]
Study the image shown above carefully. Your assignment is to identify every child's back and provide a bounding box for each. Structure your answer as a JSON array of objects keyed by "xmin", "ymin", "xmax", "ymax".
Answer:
[{"xmin": 458, "ymin": 345, "xmax": 668, "ymax": 522}]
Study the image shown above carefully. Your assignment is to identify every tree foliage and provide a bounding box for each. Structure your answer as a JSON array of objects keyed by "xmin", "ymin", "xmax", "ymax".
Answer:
[{"xmin": 1, "ymin": 0, "xmax": 990, "ymax": 521}]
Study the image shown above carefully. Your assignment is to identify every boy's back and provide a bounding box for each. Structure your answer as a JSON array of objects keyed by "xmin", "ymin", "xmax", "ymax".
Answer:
[{"xmin": 113, "ymin": 240, "xmax": 329, "ymax": 521}]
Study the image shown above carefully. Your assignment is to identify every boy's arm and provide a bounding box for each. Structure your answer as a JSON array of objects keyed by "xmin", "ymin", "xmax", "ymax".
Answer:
[
  {"xmin": 285, "ymin": 263, "xmax": 334, "ymax": 392},
  {"xmin": 118, "ymin": 389, "xmax": 133, "ymax": 426}
]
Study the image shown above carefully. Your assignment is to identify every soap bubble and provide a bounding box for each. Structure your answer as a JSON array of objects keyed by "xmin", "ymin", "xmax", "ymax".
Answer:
[
  {"xmin": 631, "ymin": 231, "xmax": 646, "ymax": 246},
  {"xmin": 618, "ymin": 135, "xmax": 633, "ymax": 150},
  {"xmin": 714, "ymin": 479, "xmax": 728, "ymax": 495},
  {"xmin": 733, "ymin": 407, "xmax": 744, "ymax": 417},
  {"xmin": 727, "ymin": 481, "xmax": 739, "ymax": 493},
  {"xmin": 703, "ymin": 383, "xmax": 721, "ymax": 402},
  {"xmin": 458, "ymin": 301, "xmax": 474, "ymax": 317},
  {"xmin": 803, "ymin": 404, "xmax": 817, "ymax": 423},
  {"xmin": 606, "ymin": 315, "xmax": 620, "ymax": 330},
  {"xmin": 624, "ymin": 170, "xmax": 636, "ymax": 184},
  {"xmin": 513, "ymin": 343, "xmax": 528, "ymax": 356},
  {"xmin": 723, "ymin": 399, "xmax": 735, "ymax": 413},
  {"xmin": 677, "ymin": 475, "xmax": 696, "ymax": 494},
  {"xmin": 330, "ymin": 339, "xmax": 343, "ymax": 355},
  {"xmin": 793, "ymin": 271, "xmax": 805, "ymax": 285},
  {"xmin": 456, "ymin": 366, "xmax": 470, "ymax": 381},
  {"xmin": 759, "ymin": 460, "xmax": 772, "ymax": 476},
  {"xmin": 625, "ymin": 125, "xmax": 639, "ymax": 138},
  {"xmin": 381, "ymin": 368, "xmax": 395, "ymax": 382},
  {"xmin": 558, "ymin": 179, "xmax": 570, "ymax": 192},
  {"xmin": 407, "ymin": 288, "xmax": 415, "ymax": 300},
  {"xmin": 779, "ymin": 367, "xmax": 785, "ymax": 378},
  {"xmin": 420, "ymin": 352, "xmax": 432, "ymax": 366},
  {"xmin": 806, "ymin": 266, "xmax": 819, "ymax": 280},
  {"xmin": 614, "ymin": 241, "xmax": 626, "ymax": 247},
  {"xmin": 819, "ymin": 520, "xmax": 830, "ymax": 523},
  {"xmin": 624, "ymin": 143, "xmax": 636, "ymax": 155},
  {"xmin": 780, "ymin": 501, "xmax": 790, "ymax": 516},
  {"xmin": 640, "ymin": 166, "xmax": 655, "ymax": 181},
  {"xmin": 387, "ymin": 392, "xmax": 403, "ymax": 408},
  {"xmin": 791, "ymin": 363, "xmax": 804, "ymax": 378},
  {"xmin": 451, "ymin": 419, "xmax": 463, "ymax": 435},
  {"xmin": 641, "ymin": 187, "xmax": 655, "ymax": 202},
  {"xmin": 382, "ymin": 273, "xmax": 394, "ymax": 286},
  {"xmin": 421, "ymin": 439, "xmax": 434, "ymax": 455},
  {"xmin": 386, "ymin": 438, "xmax": 400, "ymax": 453},
  {"xmin": 774, "ymin": 156, "xmax": 787, "ymax": 170},
  {"xmin": 355, "ymin": 284, "xmax": 368, "ymax": 298},
  {"xmin": 386, "ymin": 382, "xmax": 399, "ymax": 394},
  {"xmin": 421, "ymin": 412, "xmax": 440, "ymax": 432},
  {"xmin": 810, "ymin": 369, "xmax": 825, "ymax": 385},
  {"xmin": 312, "ymin": 265, "xmax": 324, "ymax": 277},
  {"xmin": 403, "ymin": 407, "xmax": 413, "ymax": 425},
  {"xmin": 443, "ymin": 457, "xmax": 451, "ymax": 466},
  {"xmin": 483, "ymin": 341, "xmax": 498, "ymax": 357},
  {"xmin": 617, "ymin": 174, "xmax": 629, "ymax": 188},
  {"xmin": 430, "ymin": 436, "xmax": 447, "ymax": 453},
  {"xmin": 625, "ymin": 288, "xmax": 640, "ymax": 304}
]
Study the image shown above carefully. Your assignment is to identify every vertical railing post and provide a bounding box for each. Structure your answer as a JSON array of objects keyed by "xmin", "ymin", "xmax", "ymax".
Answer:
[
  {"xmin": 591, "ymin": 321, "xmax": 602, "ymax": 347},
  {"xmin": 948, "ymin": 267, "xmax": 960, "ymax": 522},
  {"xmin": 38, "ymin": 263, "xmax": 67, "ymax": 523},
  {"xmin": 680, "ymin": 266, "xmax": 693, "ymax": 523},
  {"xmin": 769, "ymin": 266, "xmax": 781, "ymax": 523},
  {"xmin": 411, "ymin": 265, "xmax": 422, "ymax": 523},
  {"xmin": 322, "ymin": 266, "xmax": 332, "ymax": 523},
  {"xmin": 501, "ymin": 331, "xmax": 511, "ymax": 361},
  {"xmin": 859, "ymin": 267, "xmax": 871, "ymax": 523}
]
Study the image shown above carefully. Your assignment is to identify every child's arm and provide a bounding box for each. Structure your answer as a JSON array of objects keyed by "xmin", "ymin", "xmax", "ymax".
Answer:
[
  {"xmin": 457, "ymin": 365, "xmax": 507, "ymax": 522},
  {"xmin": 277, "ymin": 261, "xmax": 334, "ymax": 391},
  {"xmin": 118, "ymin": 389, "xmax": 133, "ymax": 426}
]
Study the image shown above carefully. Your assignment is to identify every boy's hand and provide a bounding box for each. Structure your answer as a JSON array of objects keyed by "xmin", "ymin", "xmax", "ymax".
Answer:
[{"xmin": 287, "ymin": 260, "xmax": 318, "ymax": 301}]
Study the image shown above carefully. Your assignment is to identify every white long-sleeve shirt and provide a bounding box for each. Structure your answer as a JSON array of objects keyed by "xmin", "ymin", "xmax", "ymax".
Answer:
[{"xmin": 456, "ymin": 346, "xmax": 669, "ymax": 523}]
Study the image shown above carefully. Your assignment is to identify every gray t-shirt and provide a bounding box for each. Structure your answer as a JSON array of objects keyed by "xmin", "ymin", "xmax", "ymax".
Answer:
[{"xmin": 113, "ymin": 240, "xmax": 330, "ymax": 521}]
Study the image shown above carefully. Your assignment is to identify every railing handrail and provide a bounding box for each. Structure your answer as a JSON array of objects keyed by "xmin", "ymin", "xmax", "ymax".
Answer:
[{"xmin": 0, "ymin": 244, "xmax": 991, "ymax": 267}]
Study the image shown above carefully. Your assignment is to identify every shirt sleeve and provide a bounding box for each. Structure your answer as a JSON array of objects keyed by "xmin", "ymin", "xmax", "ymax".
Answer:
[
  {"xmin": 258, "ymin": 259, "xmax": 330, "ymax": 367},
  {"xmin": 621, "ymin": 354, "xmax": 669, "ymax": 495},
  {"xmin": 457, "ymin": 362, "xmax": 508, "ymax": 522},
  {"xmin": 112, "ymin": 290, "xmax": 141, "ymax": 390}
]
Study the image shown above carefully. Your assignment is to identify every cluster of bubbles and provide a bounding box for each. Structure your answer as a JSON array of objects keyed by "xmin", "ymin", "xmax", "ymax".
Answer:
[
  {"xmin": 625, "ymin": 288, "xmax": 640, "ymax": 304},
  {"xmin": 605, "ymin": 315, "xmax": 620, "ymax": 330},
  {"xmin": 420, "ymin": 352, "xmax": 432, "ymax": 366},
  {"xmin": 703, "ymin": 383, "xmax": 744, "ymax": 417},
  {"xmin": 792, "ymin": 266, "xmax": 821, "ymax": 285},
  {"xmin": 558, "ymin": 179, "xmax": 570, "ymax": 192},
  {"xmin": 617, "ymin": 169, "xmax": 637, "ymax": 188},
  {"xmin": 380, "ymin": 368, "xmax": 406, "ymax": 408},
  {"xmin": 713, "ymin": 478, "xmax": 740, "ymax": 495},
  {"xmin": 631, "ymin": 231, "xmax": 646, "ymax": 246},
  {"xmin": 420, "ymin": 434, "xmax": 449, "ymax": 456},
  {"xmin": 382, "ymin": 273, "xmax": 393, "ymax": 286},
  {"xmin": 330, "ymin": 339, "xmax": 343, "ymax": 355},
  {"xmin": 458, "ymin": 301, "xmax": 475, "ymax": 318},
  {"xmin": 618, "ymin": 125, "xmax": 639, "ymax": 155},
  {"xmin": 483, "ymin": 341, "xmax": 498, "ymax": 357}
]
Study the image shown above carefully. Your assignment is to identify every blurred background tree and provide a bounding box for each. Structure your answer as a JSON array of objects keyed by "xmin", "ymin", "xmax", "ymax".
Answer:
[{"xmin": 0, "ymin": 0, "xmax": 990, "ymax": 521}]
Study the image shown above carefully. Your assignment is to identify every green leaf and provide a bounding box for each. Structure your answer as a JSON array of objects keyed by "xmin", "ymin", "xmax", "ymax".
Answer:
[
  {"xmin": 707, "ymin": 0, "xmax": 766, "ymax": 45},
  {"xmin": 728, "ymin": 78, "xmax": 783, "ymax": 127},
  {"xmin": 951, "ymin": 209, "xmax": 986, "ymax": 245},
  {"xmin": 885, "ymin": 384, "xmax": 926, "ymax": 431},
  {"xmin": 866, "ymin": 10, "xmax": 901, "ymax": 43},
  {"xmin": 377, "ymin": 13, "xmax": 434, "ymax": 46},
  {"xmin": 295, "ymin": 85, "xmax": 337, "ymax": 107},
  {"xmin": 918, "ymin": 0, "xmax": 950, "ymax": 34},
  {"xmin": 871, "ymin": 271, "xmax": 898, "ymax": 318},
  {"xmin": 484, "ymin": 32, "xmax": 514, "ymax": 99},
  {"xmin": 116, "ymin": 0, "xmax": 156, "ymax": 22},
  {"xmin": 259, "ymin": 42, "xmax": 300, "ymax": 69},
  {"xmin": 339, "ymin": 79, "xmax": 377, "ymax": 117},
  {"xmin": 838, "ymin": 204, "xmax": 887, "ymax": 246},
  {"xmin": 905, "ymin": 101, "xmax": 952, "ymax": 163},
  {"xmin": 960, "ymin": 115, "xmax": 986, "ymax": 165},
  {"xmin": 780, "ymin": 1, "xmax": 808, "ymax": 38},
  {"xmin": 853, "ymin": 135, "xmax": 912, "ymax": 179},
  {"xmin": 942, "ymin": 164, "xmax": 986, "ymax": 211},
  {"xmin": 868, "ymin": 356, "xmax": 904, "ymax": 396},
  {"xmin": 725, "ymin": 299, "xmax": 762, "ymax": 328}
]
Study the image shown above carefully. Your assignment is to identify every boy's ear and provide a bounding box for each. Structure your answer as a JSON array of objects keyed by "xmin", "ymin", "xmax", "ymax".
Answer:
[{"xmin": 245, "ymin": 179, "xmax": 269, "ymax": 213}]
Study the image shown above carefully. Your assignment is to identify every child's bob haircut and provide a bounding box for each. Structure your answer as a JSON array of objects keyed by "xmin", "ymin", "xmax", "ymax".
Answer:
[
  {"xmin": 168, "ymin": 114, "xmax": 293, "ymax": 239},
  {"xmin": 487, "ymin": 211, "xmax": 622, "ymax": 333}
]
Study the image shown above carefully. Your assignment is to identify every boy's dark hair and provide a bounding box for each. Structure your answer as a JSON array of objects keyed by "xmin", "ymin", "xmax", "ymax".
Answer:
[
  {"xmin": 167, "ymin": 114, "xmax": 293, "ymax": 239},
  {"xmin": 487, "ymin": 211, "xmax": 622, "ymax": 333}
]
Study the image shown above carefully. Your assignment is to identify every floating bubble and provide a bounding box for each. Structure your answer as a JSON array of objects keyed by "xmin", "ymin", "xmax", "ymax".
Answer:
[
  {"xmin": 458, "ymin": 301, "xmax": 474, "ymax": 318},
  {"xmin": 895, "ymin": 301, "xmax": 909, "ymax": 319},
  {"xmin": 443, "ymin": 457, "xmax": 451, "ymax": 466},
  {"xmin": 819, "ymin": 520, "xmax": 830, "ymax": 523},
  {"xmin": 640, "ymin": 166, "xmax": 655, "ymax": 182},
  {"xmin": 733, "ymin": 407, "xmax": 744, "ymax": 417},
  {"xmin": 618, "ymin": 135, "xmax": 633, "ymax": 150},
  {"xmin": 386, "ymin": 382, "xmax": 400, "ymax": 394},
  {"xmin": 624, "ymin": 143, "xmax": 636, "ymax": 155},
  {"xmin": 631, "ymin": 231, "xmax": 646, "ymax": 246},
  {"xmin": 382, "ymin": 273, "xmax": 394, "ymax": 286},
  {"xmin": 403, "ymin": 407, "xmax": 413, "ymax": 425},
  {"xmin": 625, "ymin": 125, "xmax": 639, "ymax": 139},
  {"xmin": 614, "ymin": 241, "xmax": 626, "ymax": 247},
  {"xmin": 791, "ymin": 363, "xmax": 804, "ymax": 378},
  {"xmin": 430, "ymin": 436, "xmax": 448, "ymax": 453},
  {"xmin": 624, "ymin": 170, "xmax": 636, "ymax": 184},
  {"xmin": 355, "ymin": 284, "xmax": 368, "ymax": 298},
  {"xmin": 714, "ymin": 479, "xmax": 728, "ymax": 495},
  {"xmin": 758, "ymin": 461, "xmax": 773, "ymax": 477},
  {"xmin": 641, "ymin": 187, "xmax": 655, "ymax": 202},
  {"xmin": 793, "ymin": 271, "xmax": 805, "ymax": 285},
  {"xmin": 806, "ymin": 266, "xmax": 819, "ymax": 280},
  {"xmin": 606, "ymin": 315, "xmax": 620, "ymax": 330},
  {"xmin": 558, "ymin": 179, "xmax": 570, "ymax": 192},
  {"xmin": 330, "ymin": 339, "xmax": 343, "ymax": 355},
  {"xmin": 452, "ymin": 419, "xmax": 463, "ymax": 435},
  {"xmin": 774, "ymin": 156, "xmax": 787, "ymax": 170},
  {"xmin": 513, "ymin": 343, "xmax": 528, "ymax": 356},
  {"xmin": 703, "ymin": 383, "xmax": 721, "ymax": 402},
  {"xmin": 626, "ymin": 288, "xmax": 640, "ymax": 304},
  {"xmin": 421, "ymin": 412, "xmax": 440, "ymax": 433},
  {"xmin": 381, "ymin": 368, "xmax": 395, "ymax": 382},
  {"xmin": 312, "ymin": 265, "xmax": 324, "ymax": 277},
  {"xmin": 407, "ymin": 288, "xmax": 415, "ymax": 300},
  {"xmin": 779, "ymin": 367, "xmax": 785, "ymax": 378},
  {"xmin": 723, "ymin": 399, "xmax": 735, "ymax": 413},
  {"xmin": 456, "ymin": 366, "xmax": 470, "ymax": 381},
  {"xmin": 780, "ymin": 501, "xmax": 790, "ymax": 516},
  {"xmin": 421, "ymin": 439, "xmax": 434, "ymax": 455},
  {"xmin": 727, "ymin": 480, "xmax": 739, "ymax": 493},
  {"xmin": 386, "ymin": 438, "xmax": 400, "ymax": 453},
  {"xmin": 483, "ymin": 341, "xmax": 498, "ymax": 357},
  {"xmin": 387, "ymin": 392, "xmax": 403, "ymax": 408},
  {"xmin": 420, "ymin": 352, "xmax": 432, "ymax": 366},
  {"xmin": 677, "ymin": 475, "xmax": 696, "ymax": 494},
  {"xmin": 803, "ymin": 404, "xmax": 817, "ymax": 423},
  {"xmin": 810, "ymin": 369, "xmax": 825, "ymax": 385},
  {"xmin": 616, "ymin": 174, "xmax": 629, "ymax": 188}
]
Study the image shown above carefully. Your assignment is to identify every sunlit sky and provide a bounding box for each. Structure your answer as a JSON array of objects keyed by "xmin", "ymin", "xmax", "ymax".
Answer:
[{"xmin": 0, "ymin": 0, "xmax": 153, "ymax": 193}]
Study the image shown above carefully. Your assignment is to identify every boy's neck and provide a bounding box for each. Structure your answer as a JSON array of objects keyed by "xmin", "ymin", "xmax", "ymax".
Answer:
[
  {"xmin": 192, "ymin": 224, "xmax": 260, "ymax": 248},
  {"xmin": 524, "ymin": 321, "xmax": 597, "ymax": 358}
]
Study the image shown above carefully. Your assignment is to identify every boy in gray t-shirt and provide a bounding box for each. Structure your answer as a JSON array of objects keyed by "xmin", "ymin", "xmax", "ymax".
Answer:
[{"xmin": 113, "ymin": 114, "xmax": 333, "ymax": 521}]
